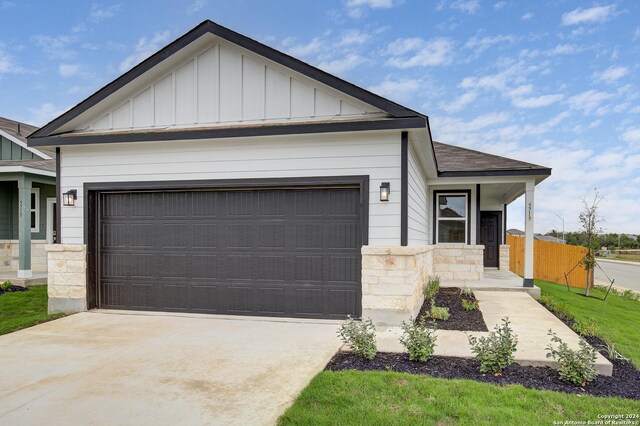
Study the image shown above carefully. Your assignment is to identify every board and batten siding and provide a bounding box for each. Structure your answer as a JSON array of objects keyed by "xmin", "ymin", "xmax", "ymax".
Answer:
[
  {"xmin": 407, "ymin": 142, "xmax": 428, "ymax": 245},
  {"xmin": 75, "ymin": 41, "xmax": 381, "ymax": 134},
  {"xmin": 59, "ymin": 131, "xmax": 402, "ymax": 245}
]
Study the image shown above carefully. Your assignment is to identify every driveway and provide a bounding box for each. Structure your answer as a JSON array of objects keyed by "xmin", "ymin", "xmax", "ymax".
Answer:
[
  {"xmin": 0, "ymin": 311, "xmax": 342, "ymax": 425},
  {"xmin": 595, "ymin": 259, "xmax": 640, "ymax": 292}
]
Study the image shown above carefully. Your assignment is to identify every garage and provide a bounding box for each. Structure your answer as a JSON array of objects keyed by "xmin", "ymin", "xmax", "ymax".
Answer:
[{"xmin": 92, "ymin": 181, "xmax": 364, "ymax": 319}]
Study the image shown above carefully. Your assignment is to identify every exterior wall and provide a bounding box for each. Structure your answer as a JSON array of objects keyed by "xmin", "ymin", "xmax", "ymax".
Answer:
[
  {"xmin": 0, "ymin": 240, "xmax": 48, "ymax": 273},
  {"xmin": 60, "ymin": 131, "xmax": 403, "ymax": 245},
  {"xmin": 432, "ymin": 244, "xmax": 484, "ymax": 281},
  {"xmin": 0, "ymin": 182, "xmax": 13, "ymax": 239},
  {"xmin": 361, "ymin": 245, "xmax": 434, "ymax": 326},
  {"xmin": 499, "ymin": 244, "xmax": 510, "ymax": 270},
  {"xmin": 1, "ymin": 182, "xmax": 55, "ymax": 240},
  {"xmin": 407, "ymin": 142, "xmax": 428, "ymax": 246},
  {"xmin": 0, "ymin": 135, "xmax": 37, "ymax": 160},
  {"xmin": 46, "ymin": 244, "xmax": 87, "ymax": 314}
]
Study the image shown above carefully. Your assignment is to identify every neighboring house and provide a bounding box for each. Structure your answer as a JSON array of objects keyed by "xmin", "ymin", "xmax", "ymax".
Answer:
[
  {"xmin": 507, "ymin": 229, "xmax": 565, "ymax": 244},
  {"xmin": 0, "ymin": 117, "xmax": 56, "ymax": 280},
  {"xmin": 27, "ymin": 21, "xmax": 550, "ymax": 324}
]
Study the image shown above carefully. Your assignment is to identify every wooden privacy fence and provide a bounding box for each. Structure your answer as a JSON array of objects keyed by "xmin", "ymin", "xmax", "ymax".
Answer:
[{"xmin": 507, "ymin": 235, "xmax": 591, "ymax": 288}]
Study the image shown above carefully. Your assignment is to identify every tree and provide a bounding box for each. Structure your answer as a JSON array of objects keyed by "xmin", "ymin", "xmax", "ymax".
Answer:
[{"xmin": 579, "ymin": 190, "xmax": 604, "ymax": 297}]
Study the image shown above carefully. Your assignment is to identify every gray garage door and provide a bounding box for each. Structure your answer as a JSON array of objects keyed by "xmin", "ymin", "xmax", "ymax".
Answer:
[{"xmin": 98, "ymin": 187, "xmax": 362, "ymax": 319}]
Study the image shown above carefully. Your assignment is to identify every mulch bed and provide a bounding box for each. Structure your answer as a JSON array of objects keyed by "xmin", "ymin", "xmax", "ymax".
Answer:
[
  {"xmin": 326, "ymin": 352, "xmax": 640, "ymax": 400},
  {"xmin": 415, "ymin": 287, "xmax": 488, "ymax": 331},
  {"xmin": 0, "ymin": 284, "xmax": 28, "ymax": 296}
]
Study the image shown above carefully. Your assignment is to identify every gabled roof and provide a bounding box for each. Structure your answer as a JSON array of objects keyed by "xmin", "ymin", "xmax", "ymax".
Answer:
[
  {"xmin": 0, "ymin": 116, "xmax": 38, "ymax": 143},
  {"xmin": 28, "ymin": 20, "xmax": 426, "ymax": 147},
  {"xmin": 433, "ymin": 141, "xmax": 551, "ymax": 177}
]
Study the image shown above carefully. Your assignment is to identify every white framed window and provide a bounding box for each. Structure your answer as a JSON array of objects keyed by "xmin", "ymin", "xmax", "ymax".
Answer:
[
  {"xmin": 436, "ymin": 192, "xmax": 468, "ymax": 243},
  {"xmin": 30, "ymin": 188, "xmax": 40, "ymax": 233}
]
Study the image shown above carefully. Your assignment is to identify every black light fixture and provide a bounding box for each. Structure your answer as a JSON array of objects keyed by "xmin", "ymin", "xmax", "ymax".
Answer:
[
  {"xmin": 63, "ymin": 190, "xmax": 77, "ymax": 207},
  {"xmin": 379, "ymin": 182, "xmax": 390, "ymax": 202}
]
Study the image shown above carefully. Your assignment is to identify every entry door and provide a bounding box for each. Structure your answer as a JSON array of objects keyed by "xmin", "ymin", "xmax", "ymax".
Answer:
[{"xmin": 479, "ymin": 212, "xmax": 501, "ymax": 267}]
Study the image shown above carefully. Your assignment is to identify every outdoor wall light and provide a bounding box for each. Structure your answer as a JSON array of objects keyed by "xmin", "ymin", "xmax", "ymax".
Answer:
[
  {"xmin": 63, "ymin": 190, "xmax": 77, "ymax": 207},
  {"xmin": 380, "ymin": 182, "xmax": 390, "ymax": 202}
]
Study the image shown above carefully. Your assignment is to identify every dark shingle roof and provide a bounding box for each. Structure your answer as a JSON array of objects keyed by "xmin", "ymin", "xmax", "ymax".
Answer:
[
  {"xmin": 433, "ymin": 141, "xmax": 551, "ymax": 177},
  {"xmin": 0, "ymin": 159, "xmax": 56, "ymax": 172},
  {"xmin": 0, "ymin": 116, "xmax": 39, "ymax": 143}
]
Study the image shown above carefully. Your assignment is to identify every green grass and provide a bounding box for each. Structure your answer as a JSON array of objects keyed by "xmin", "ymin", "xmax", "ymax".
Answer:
[
  {"xmin": 535, "ymin": 280, "xmax": 640, "ymax": 366},
  {"xmin": 0, "ymin": 286, "xmax": 64, "ymax": 335},
  {"xmin": 279, "ymin": 370, "xmax": 640, "ymax": 425}
]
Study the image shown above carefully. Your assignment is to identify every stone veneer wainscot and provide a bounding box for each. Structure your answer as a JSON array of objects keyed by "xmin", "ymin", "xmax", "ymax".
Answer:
[{"xmin": 46, "ymin": 244, "xmax": 87, "ymax": 314}]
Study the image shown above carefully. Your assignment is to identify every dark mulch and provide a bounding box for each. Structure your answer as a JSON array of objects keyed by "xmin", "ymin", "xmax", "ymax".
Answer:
[
  {"xmin": 326, "ymin": 351, "xmax": 640, "ymax": 400},
  {"xmin": 415, "ymin": 287, "xmax": 488, "ymax": 331},
  {"xmin": 0, "ymin": 285, "xmax": 28, "ymax": 296}
]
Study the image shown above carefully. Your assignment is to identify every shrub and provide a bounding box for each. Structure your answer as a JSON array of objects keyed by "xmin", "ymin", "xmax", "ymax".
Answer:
[
  {"xmin": 400, "ymin": 319, "xmax": 437, "ymax": 362},
  {"xmin": 621, "ymin": 289, "xmax": 640, "ymax": 302},
  {"xmin": 553, "ymin": 302, "xmax": 574, "ymax": 320},
  {"xmin": 427, "ymin": 300, "xmax": 450, "ymax": 320},
  {"xmin": 538, "ymin": 294, "xmax": 557, "ymax": 311},
  {"xmin": 546, "ymin": 331, "xmax": 597, "ymax": 386},
  {"xmin": 337, "ymin": 316, "xmax": 377, "ymax": 360},
  {"xmin": 461, "ymin": 299, "xmax": 479, "ymax": 311},
  {"xmin": 468, "ymin": 318, "xmax": 518, "ymax": 374},
  {"xmin": 0, "ymin": 280, "xmax": 12, "ymax": 291},
  {"xmin": 423, "ymin": 276, "xmax": 440, "ymax": 301},
  {"xmin": 596, "ymin": 341, "xmax": 628, "ymax": 362},
  {"xmin": 459, "ymin": 286, "xmax": 474, "ymax": 298},
  {"xmin": 572, "ymin": 319, "xmax": 599, "ymax": 337}
]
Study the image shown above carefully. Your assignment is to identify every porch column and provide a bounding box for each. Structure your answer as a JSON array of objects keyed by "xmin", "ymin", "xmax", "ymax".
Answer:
[
  {"xmin": 523, "ymin": 180, "xmax": 534, "ymax": 287},
  {"xmin": 17, "ymin": 175, "xmax": 32, "ymax": 278}
]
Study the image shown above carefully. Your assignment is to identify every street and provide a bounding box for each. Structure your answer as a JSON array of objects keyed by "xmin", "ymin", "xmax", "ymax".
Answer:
[{"xmin": 594, "ymin": 259, "xmax": 640, "ymax": 292}]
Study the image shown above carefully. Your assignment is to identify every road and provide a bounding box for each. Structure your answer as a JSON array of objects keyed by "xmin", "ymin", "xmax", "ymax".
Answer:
[{"xmin": 594, "ymin": 259, "xmax": 640, "ymax": 292}]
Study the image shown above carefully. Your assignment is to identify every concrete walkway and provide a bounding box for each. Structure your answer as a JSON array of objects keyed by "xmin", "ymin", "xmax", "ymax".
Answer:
[
  {"xmin": 0, "ymin": 311, "xmax": 342, "ymax": 426},
  {"xmin": 377, "ymin": 291, "xmax": 612, "ymax": 375}
]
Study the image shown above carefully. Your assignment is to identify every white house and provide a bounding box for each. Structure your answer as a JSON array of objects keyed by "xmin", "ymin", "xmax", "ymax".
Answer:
[{"xmin": 27, "ymin": 21, "xmax": 550, "ymax": 325}]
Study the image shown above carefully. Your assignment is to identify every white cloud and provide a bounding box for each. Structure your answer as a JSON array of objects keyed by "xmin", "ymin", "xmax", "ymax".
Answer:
[
  {"xmin": 634, "ymin": 27, "xmax": 640, "ymax": 41},
  {"xmin": 26, "ymin": 103, "xmax": 68, "ymax": 126},
  {"xmin": 0, "ymin": 44, "xmax": 21, "ymax": 73},
  {"xmin": 561, "ymin": 5, "xmax": 615, "ymax": 26},
  {"xmin": 337, "ymin": 29, "xmax": 370, "ymax": 46},
  {"xmin": 386, "ymin": 37, "xmax": 454, "ymax": 68},
  {"xmin": 119, "ymin": 30, "xmax": 172, "ymax": 72},
  {"xmin": 90, "ymin": 4, "xmax": 122, "ymax": 21},
  {"xmin": 31, "ymin": 34, "xmax": 77, "ymax": 59},
  {"xmin": 318, "ymin": 53, "xmax": 366, "ymax": 74},
  {"xmin": 345, "ymin": 0, "xmax": 401, "ymax": 18},
  {"xmin": 465, "ymin": 34, "xmax": 516, "ymax": 54},
  {"xmin": 507, "ymin": 84, "xmax": 533, "ymax": 97},
  {"xmin": 493, "ymin": 1, "xmax": 507, "ymax": 10},
  {"xmin": 622, "ymin": 128, "xmax": 640, "ymax": 145},
  {"xmin": 368, "ymin": 78, "xmax": 423, "ymax": 102},
  {"xmin": 58, "ymin": 63, "xmax": 80, "ymax": 77},
  {"xmin": 187, "ymin": 0, "xmax": 207, "ymax": 15},
  {"xmin": 521, "ymin": 12, "xmax": 534, "ymax": 21},
  {"xmin": 441, "ymin": 91, "xmax": 477, "ymax": 113},
  {"xmin": 450, "ymin": 0, "xmax": 480, "ymax": 14},
  {"xmin": 284, "ymin": 37, "xmax": 324, "ymax": 58},
  {"xmin": 568, "ymin": 90, "xmax": 614, "ymax": 114},
  {"xmin": 544, "ymin": 44, "xmax": 579, "ymax": 56},
  {"xmin": 595, "ymin": 66, "xmax": 628, "ymax": 84},
  {"xmin": 512, "ymin": 94, "xmax": 563, "ymax": 108}
]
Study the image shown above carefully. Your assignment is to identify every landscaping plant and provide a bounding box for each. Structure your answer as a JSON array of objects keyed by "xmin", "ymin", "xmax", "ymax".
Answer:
[
  {"xmin": 1, "ymin": 280, "xmax": 12, "ymax": 292},
  {"xmin": 426, "ymin": 300, "xmax": 450, "ymax": 320},
  {"xmin": 596, "ymin": 341, "xmax": 628, "ymax": 362},
  {"xmin": 461, "ymin": 299, "xmax": 479, "ymax": 311},
  {"xmin": 468, "ymin": 318, "xmax": 518, "ymax": 374},
  {"xmin": 399, "ymin": 319, "xmax": 437, "ymax": 362},
  {"xmin": 423, "ymin": 276, "xmax": 440, "ymax": 301},
  {"xmin": 459, "ymin": 286, "xmax": 473, "ymax": 298},
  {"xmin": 546, "ymin": 330, "xmax": 597, "ymax": 386},
  {"xmin": 572, "ymin": 319, "xmax": 599, "ymax": 337},
  {"xmin": 337, "ymin": 316, "xmax": 377, "ymax": 360}
]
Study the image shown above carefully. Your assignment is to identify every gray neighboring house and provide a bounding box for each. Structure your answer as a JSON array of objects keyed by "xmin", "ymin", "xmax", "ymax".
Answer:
[
  {"xmin": 27, "ymin": 21, "xmax": 550, "ymax": 324},
  {"xmin": 0, "ymin": 117, "xmax": 56, "ymax": 282}
]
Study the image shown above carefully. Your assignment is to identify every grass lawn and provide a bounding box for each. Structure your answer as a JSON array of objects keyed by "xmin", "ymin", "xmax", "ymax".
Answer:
[
  {"xmin": 279, "ymin": 371, "xmax": 640, "ymax": 425},
  {"xmin": 535, "ymin": 280, "xmax": 640, "ymax": 366},
  {"xmin": 0, "ymin": 286, "xmax": 64, "ymax": 335}
]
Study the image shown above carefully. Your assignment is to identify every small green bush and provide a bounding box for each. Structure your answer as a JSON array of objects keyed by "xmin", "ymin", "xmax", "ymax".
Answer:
[
  {"xmin": 468, "ymin": 318, "xmax": 518, "ymax": 374},
  {"xmin": 337, "ymin": 316, "xmax": 377, "ymax": 360},
  {"xmin": 546, "ymin": 330, "xmax": 597, "ymax": 386},
  {"xmin": 461, "ymin": 299, "xmax": 479, "ymax": 311},
  {"xmin": 400, "ymin": 319, "xmax": 437, "ymax": 362},
  {"xmin": 459, "ymin": 286, "xmax": 474, "ymax": 298},
  {"xmin": 427, "ymin": 300, "xmax": 450, "ymax": 320},
  {"xmin": 572, "ymin": 319, "xmax": 599, "ymax": 337},
  {"xmin": 423, "ymin": 276, "xmax": 440, "ymax": 301},
  {"xmin": 0, "ymin": 280, "xmax": 12, "ymax": 291},
  {"xmin": 621, "ymin": 289, "xmax": 640, "ymax": 302},
  {"xmin": 538, "ymin": 294, "xmax": 556, "ymax": 311}
]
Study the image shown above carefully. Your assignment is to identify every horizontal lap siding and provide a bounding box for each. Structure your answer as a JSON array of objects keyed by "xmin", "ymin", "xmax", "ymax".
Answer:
[
  {"xmin": 60, "ymin": 131, "xmax": 401, "ymax": 245},
  {"xmin": 407, "ymin": 143, "xmax": 428, "ymax": 246}
]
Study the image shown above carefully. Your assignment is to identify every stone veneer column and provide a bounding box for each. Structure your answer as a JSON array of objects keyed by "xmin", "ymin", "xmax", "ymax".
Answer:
[
  {"xmin": 361, "ymin": 246, "xmax": 434, "ymax": 327},
  {"xmin": 499, "ymin": 245, "xmax": 510, "ymax": 271},
  {"xmin": 46, "ymin": 244, "xmax": 87, "ymax": 314}
]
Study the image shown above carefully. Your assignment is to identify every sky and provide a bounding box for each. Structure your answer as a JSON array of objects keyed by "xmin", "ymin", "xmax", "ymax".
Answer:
[{"xmin": 0, "ymin": 0, "xmax": 639, "ymax": 234}]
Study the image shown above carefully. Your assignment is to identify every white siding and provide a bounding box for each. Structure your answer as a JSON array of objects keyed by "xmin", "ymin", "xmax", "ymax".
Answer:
[
  {"xmin": 74, "ymin": 40, "xmax": 381, "ymax": 133},
  {"xmin": 59, "ymin": 131, "xmax": 402, "ymax": 245},
  {"xmin": 407, "ymin": 143, "xmax": 428, "ymax": 246}
]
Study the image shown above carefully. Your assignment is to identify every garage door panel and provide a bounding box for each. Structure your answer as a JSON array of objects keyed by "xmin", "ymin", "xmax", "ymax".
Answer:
[{"xmin": 98, "ymin": 186, "xmax": 361, "ymax": 319}]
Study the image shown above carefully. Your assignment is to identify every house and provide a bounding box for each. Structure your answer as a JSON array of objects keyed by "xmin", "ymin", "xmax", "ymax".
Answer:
[
  {"xmin": 27, "ymin": 21, "xmax": 550, "ymax": 325},
  {"xmin": 507, "ymin": 229, "xmax": 565, "ymax": 244},
  {"xmin": 0, "ymin": 117, "xmax": 56, "ymax": 284}
]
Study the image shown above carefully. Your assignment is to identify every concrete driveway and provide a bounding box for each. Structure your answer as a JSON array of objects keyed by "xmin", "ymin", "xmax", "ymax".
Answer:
[{"xmin": 0, "ymin": 311, "xmax": 342, "ymax": 425}]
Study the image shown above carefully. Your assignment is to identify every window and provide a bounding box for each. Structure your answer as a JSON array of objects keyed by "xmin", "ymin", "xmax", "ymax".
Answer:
[
  {"xmin": 31, "ymin": 188, "xmax": 39, "ymax": 233},
  {"xmin": 436, "ymin": 193, "xmax": 467, "ymax": 243}
]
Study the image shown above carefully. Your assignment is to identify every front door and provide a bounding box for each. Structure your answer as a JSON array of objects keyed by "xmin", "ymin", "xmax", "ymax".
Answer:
[{"xmin": 479, "ymin": 212, "xmax": 501, "ymax": 267}]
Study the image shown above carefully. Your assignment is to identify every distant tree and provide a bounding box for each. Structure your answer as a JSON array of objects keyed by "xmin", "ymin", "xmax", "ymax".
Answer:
[{"xmin": 579, "ymin": 190, "xmax": 604, "ymax": 297}]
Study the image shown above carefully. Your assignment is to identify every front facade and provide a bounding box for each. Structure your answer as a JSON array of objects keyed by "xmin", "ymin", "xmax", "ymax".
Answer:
[{"xmin": 28, "ymin": 21, "xmax": 550, "ymax": 325}]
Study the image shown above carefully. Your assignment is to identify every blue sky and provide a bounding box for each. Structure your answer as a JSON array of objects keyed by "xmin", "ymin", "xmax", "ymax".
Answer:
[{"xmin": 1, "ymin": 0, "xmax": 639, "ymax": 233}]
